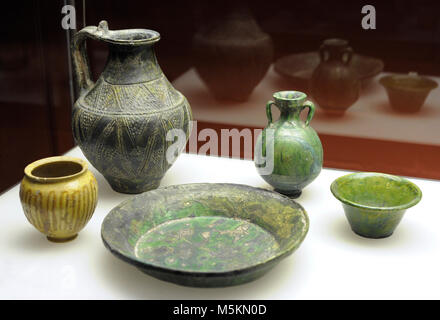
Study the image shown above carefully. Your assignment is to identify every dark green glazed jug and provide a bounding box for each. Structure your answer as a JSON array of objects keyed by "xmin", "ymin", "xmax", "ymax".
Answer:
[
  {"xmin": 255, "ymin": 91, "xmax": 323, "ymax": 198},
  {"xmin": 71, "ymin": 21, "xmax": 192, "ymax": 194}
]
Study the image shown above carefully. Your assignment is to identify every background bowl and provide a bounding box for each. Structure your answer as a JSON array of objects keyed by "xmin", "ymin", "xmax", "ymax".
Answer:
[
  {"xmin": 274, "ymin": 52, "xmax": 384, "ymax": 91},
  {"xmin": 379, "ymin": 72, "xmax": 438, "ymax": 113},
  {"xmin": 330, "ymin": 172, "xmax": 422, "ymax": 238}
]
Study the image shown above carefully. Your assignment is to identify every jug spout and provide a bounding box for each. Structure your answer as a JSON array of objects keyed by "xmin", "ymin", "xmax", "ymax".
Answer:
[{"xmin": 72, "ymin": 21, "xmax": 161, "ymax": 94}]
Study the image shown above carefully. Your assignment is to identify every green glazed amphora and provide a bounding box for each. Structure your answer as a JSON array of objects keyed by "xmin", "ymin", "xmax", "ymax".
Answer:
[{"xmin": 255, "ymin": 91, "xmax": 323, "ymax": 198}]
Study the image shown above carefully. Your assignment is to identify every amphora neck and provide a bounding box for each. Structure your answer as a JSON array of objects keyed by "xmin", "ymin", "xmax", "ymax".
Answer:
[{"xmin": 273, "ymin": 91, "xmax": 307, "ymax": 121}]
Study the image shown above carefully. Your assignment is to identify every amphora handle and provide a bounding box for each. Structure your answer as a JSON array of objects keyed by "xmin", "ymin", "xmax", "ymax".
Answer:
[{"xmin": 301, "ymin": 101, "xmax": 315, "ymax": 126}]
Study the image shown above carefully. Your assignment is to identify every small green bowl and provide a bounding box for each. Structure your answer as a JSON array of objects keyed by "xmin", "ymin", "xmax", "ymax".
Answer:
[{"xmin": 330, "ymin": 172, "xmax": 422, "ymax": 238}]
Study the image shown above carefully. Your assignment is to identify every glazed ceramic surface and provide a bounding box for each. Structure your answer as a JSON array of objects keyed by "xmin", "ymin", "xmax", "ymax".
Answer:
[
  {"xmin": 72, "ymin": 21, "xmax": 192, "ymax": 194},
  {"xmin": 255, "ymin": 91, "xmax": 323, "ymax": 198},
  {"xmin": 101, "ymin": 183, "xmax": 309, "ymax": 287},
  {"xmin": 193, "ymin": 6, "xmax": 273, "ymax": 101},
  {"xmin": 310, "ymin": 39, "xmax": 361, "ymax": 115},
  {"xmin": 379, "ymin": 72, "xmax": 438, "ymax": 113},
  {"xmin": 19, "ymin": 156, "xmax": 98, "ymax": 242},
  {"xmin": 274, "ymin": 51, "xmax": 384, "ymax": 91},
  {"xmin": 331, "ymin": 172, "xmax": 422, "ymax": 238}
]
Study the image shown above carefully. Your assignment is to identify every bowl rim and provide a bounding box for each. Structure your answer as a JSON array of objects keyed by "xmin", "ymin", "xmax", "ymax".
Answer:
[
  {"xmin": 24, "ymin": 156, "xmax": 88, "ymax": 183},
  {"xmin": 379, "ymin": 74, "xmax": 438, "ymax": 92},
  {"xmin": 330, "ymin": 172, "xmax": 422, "ymax": 211},
  {"xmin": 101, "ymin": 183, "xmax": 310, "ymax": 277}
]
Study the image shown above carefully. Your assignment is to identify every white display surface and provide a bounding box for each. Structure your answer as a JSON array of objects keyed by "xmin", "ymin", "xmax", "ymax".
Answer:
[
  {"xmin": 1, "ymin": 147, "xmax": 439, "ymax": 299},
  {"xmin": 173, "ymin": 66, "xmax": 440, "ymax": 146}
]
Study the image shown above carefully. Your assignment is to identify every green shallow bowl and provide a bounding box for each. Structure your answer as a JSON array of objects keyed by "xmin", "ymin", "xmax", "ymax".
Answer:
[
  {"xmin": 101, "ymin": 183, "xmax": 309, "ymax": 287},
  {"xmin": 330, "ymin": 172, "xmax": 422, "ymax": 239}
]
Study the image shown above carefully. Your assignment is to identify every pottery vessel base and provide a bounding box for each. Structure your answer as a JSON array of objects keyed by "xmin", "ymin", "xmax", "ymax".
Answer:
[
  {"xmin": 107, "ymin": 178, "xmax": 161, "ymax": 194},
  {"xmin": 47, "ymin": 234, "xmax": 78, "ymax": 243},
  {"xmin": 351, "ymin": 228, "xmax": 394, "ymax": 239},
  {"xmin": 138, "ymin": 265, "xmax": 274, "ymax": 288},
  {"xmin": 275, "ymin": 189, "xmax": 302, "ymax": 199}
]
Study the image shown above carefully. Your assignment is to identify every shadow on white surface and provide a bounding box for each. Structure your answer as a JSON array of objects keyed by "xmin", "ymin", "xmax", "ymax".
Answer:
[
  {"xmin": 329, "ymin": 216, "xmax": 420, "ymax": 249},
  {"xmin": 295, "ymin": 184, "xmax": 319, "ymax": 204},
  {"xmin": 11, "ymin": 225, "xmax": 96, "ymax": 253},
  {"xmin": 93, "ymin": 171, "xmax": 129, "ymax": 204},
  {"xmin": 12, "ymin": 229, "xmax": 56, "ymax": 252},
  {"xmin": 98, "ymin": 248, "xmax": 307, "ymax": 299}
]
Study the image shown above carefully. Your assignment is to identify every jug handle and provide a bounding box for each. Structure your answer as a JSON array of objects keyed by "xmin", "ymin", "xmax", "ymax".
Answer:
[
  {"xmin": 72, "ymin": 21, "xmax": 110, "ymax": 95},
  {"xmin": 266, "ymin": 101, "xmax": 275, "ymax": 125},
  {"xmin": 301, "ymin": 101, "xmax": 315, "ymax": 126}
]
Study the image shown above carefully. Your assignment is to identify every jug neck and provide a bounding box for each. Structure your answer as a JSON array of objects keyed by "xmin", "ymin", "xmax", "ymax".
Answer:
[
  {"xmin": 326, "ymin": 50, "xmax": 346, "ymax": 61},
  {"xmin": 101, "ymin": 44, "xmax": 162, "ymax": 85},
  {"xmin": 321, "ymin": 38, "xmax": 349, "ymax": 62}
]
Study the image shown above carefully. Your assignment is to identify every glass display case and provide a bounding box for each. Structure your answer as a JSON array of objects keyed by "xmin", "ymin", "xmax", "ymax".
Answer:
[
  {"xmin": 1, "ymin": 0, "xmax": 440, "ymax": 300},
  {"xmin": 3, "ymin": 0, "xmax": 440, "ymax": 194}
]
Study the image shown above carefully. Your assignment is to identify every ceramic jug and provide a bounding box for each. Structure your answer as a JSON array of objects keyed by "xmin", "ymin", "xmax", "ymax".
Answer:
[
  {"xmin": 193, "ymin": 5, "xmax": 273, "ymax": 101},
  {"xmin": 71, "ymin": 21, "xmax": 192, "ymax": 194},
  {"xmin": 310, "ymin": 39, "xmax": 360, "ymax": 115},
  {"xmin": 255, "ymin": 91, "xmax": 323, "ymax": 198}
]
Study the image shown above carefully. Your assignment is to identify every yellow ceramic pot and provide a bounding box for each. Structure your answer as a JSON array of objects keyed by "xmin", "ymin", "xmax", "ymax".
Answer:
[{"xmin": 19, "ymin": 156, "xmax": 98, "ymax": 242}]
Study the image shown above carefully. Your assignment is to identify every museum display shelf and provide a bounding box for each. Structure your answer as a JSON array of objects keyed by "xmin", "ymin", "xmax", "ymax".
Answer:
[{"xmin": 1, "ymin": 147, "xmax": 439, "ymax": 299}]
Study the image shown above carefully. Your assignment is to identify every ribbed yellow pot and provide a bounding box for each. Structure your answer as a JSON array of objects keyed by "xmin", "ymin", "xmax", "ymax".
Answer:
[{"xmin": 19, "ymin": 156, "xmax": 98, "ymax": 242}]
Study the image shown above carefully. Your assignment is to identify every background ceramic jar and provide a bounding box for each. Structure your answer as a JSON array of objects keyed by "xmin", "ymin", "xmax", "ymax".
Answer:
[
  {"xmin": 310, "ymin": 39, "xmax": 360, "ymax": 115},
  {"xmin": 193, "ymin": 5, "xmax": 273, "ymax": 101},
  {"xmin": 19, "ymin": 156, "xmax": 98, "ymax": 242}
]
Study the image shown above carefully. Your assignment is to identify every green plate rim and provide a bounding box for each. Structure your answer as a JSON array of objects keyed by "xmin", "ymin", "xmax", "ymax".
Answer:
[{"xmin": 101, "ymin": 183, "xmax": 309, "ymax": 277}]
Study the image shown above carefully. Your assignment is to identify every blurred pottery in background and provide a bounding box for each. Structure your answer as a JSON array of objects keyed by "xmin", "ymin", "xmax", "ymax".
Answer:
[
  {"xmin": 379, "ymin": 72, "xmax": 437, "ymax": 113},
  {"xmin": 331, "ymin": 172, "xmax": 422, "ymax": 239},
  {"xmin": 193, "ymin": 6, "xmax": 273, "ymax": 102},
  {"xmin": 71, "ymin": 21, "xmax": 192, "ymax": 194},
  {"xmin": 274, "ymin": 51, "xmax": 383, "ymax": 92},
  {"xmin": 255, "ymin": 91, "xmax": 323, "ymax": 198},
  {"xmin": 310, "ymin": 39, "xmax": 361, "ymax": 115},
  {"xmin": 19, "ymin": 156, "xmax": 98, "ymax": 242}
]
